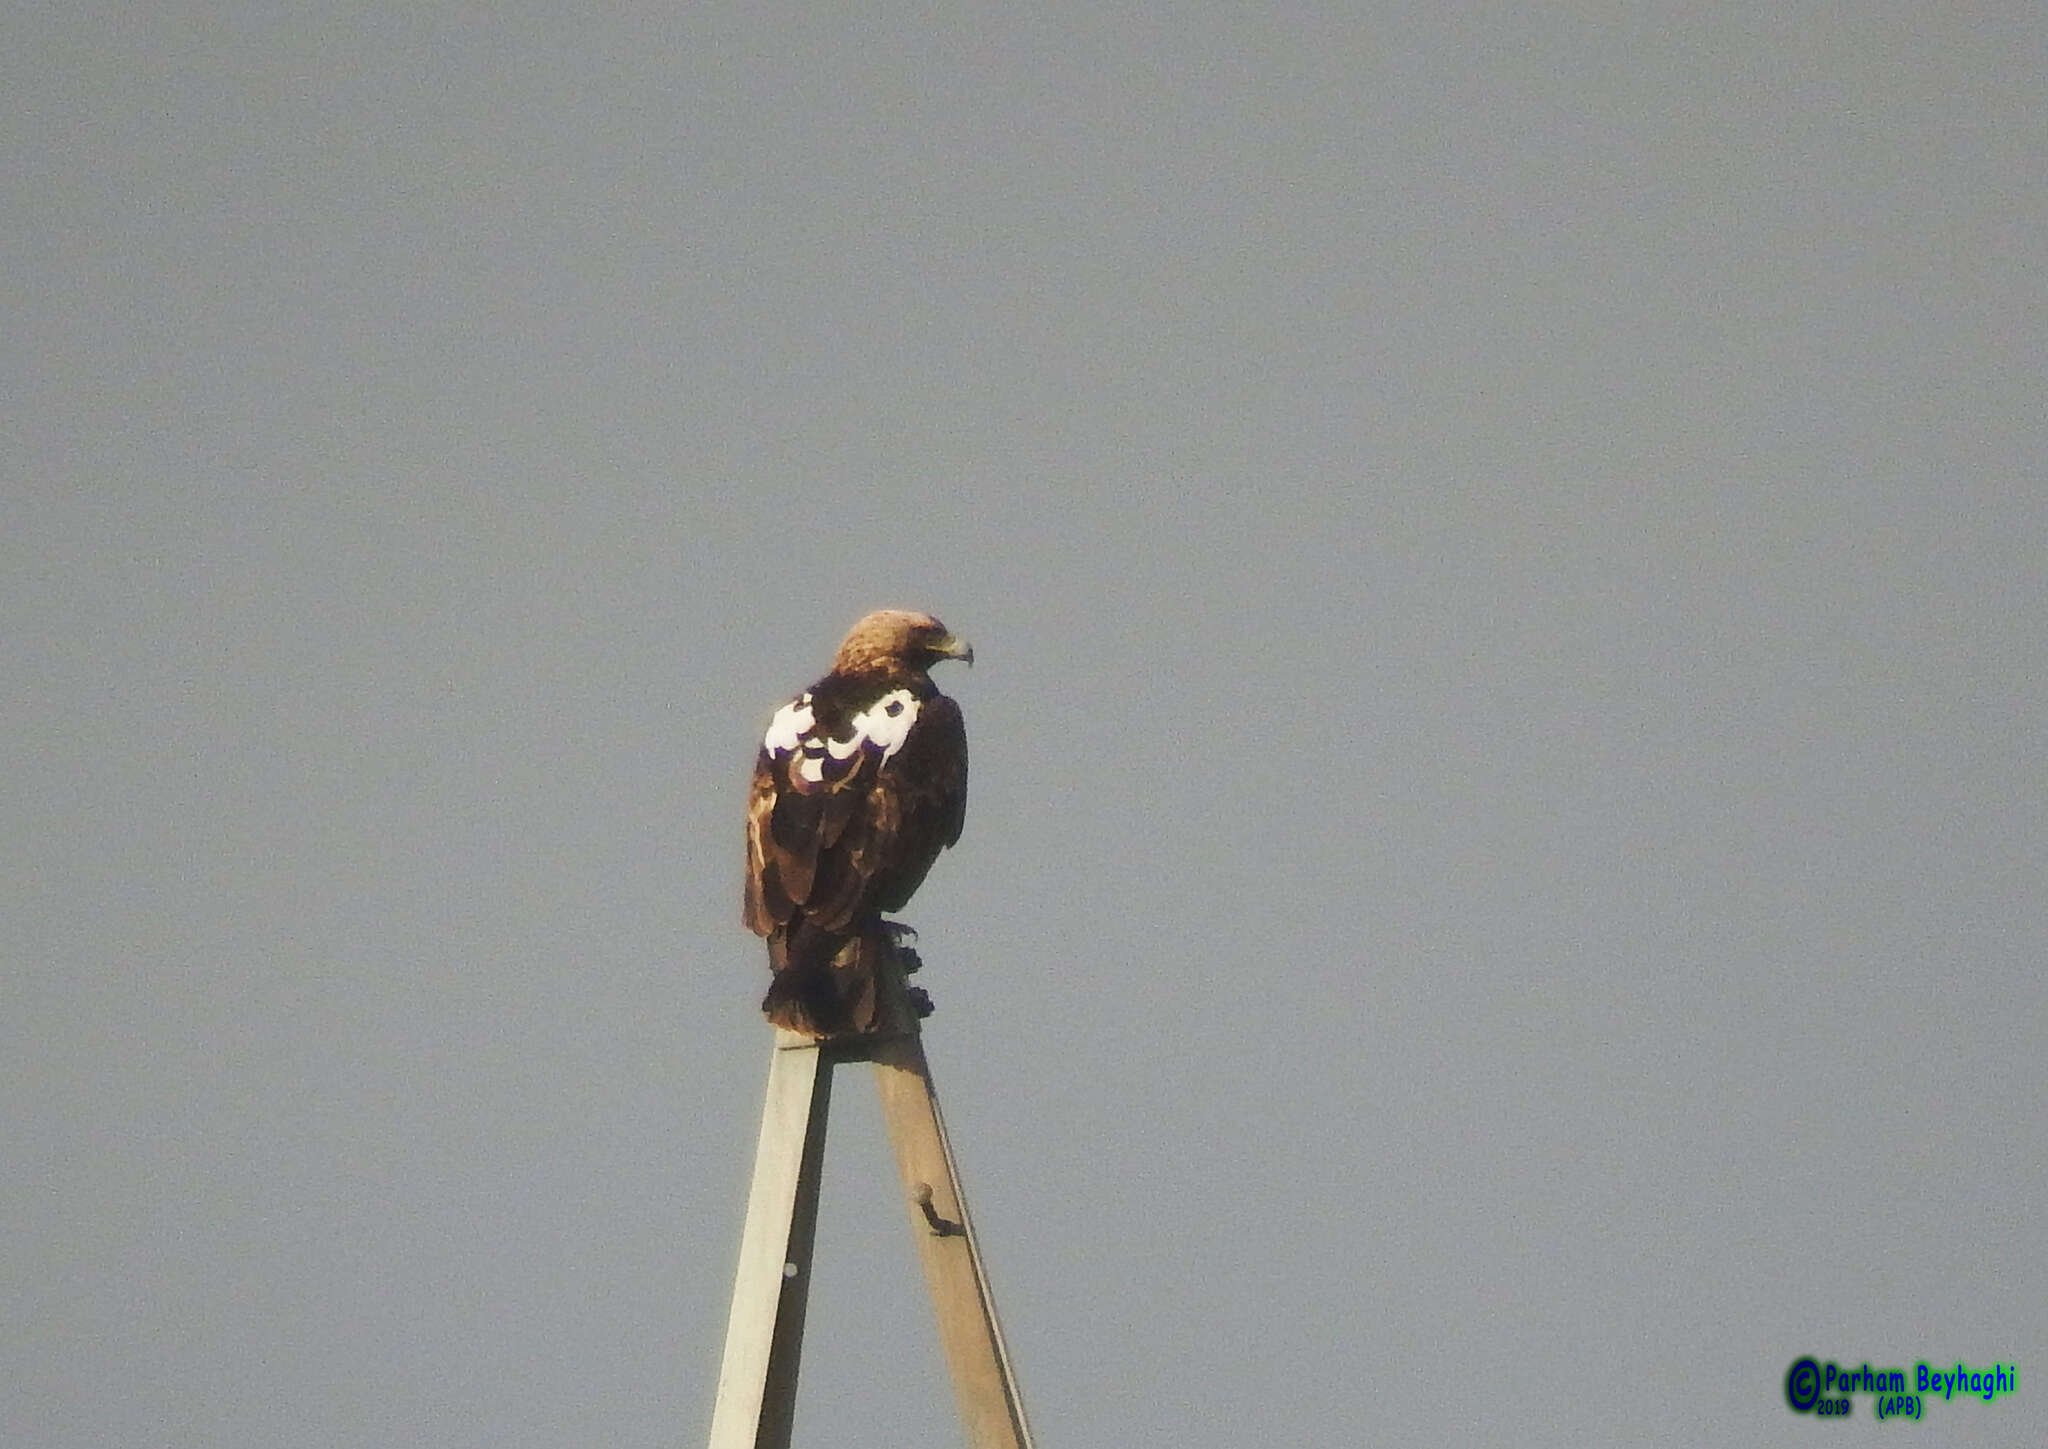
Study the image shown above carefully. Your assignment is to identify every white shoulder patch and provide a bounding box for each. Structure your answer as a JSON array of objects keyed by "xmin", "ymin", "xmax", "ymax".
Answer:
[
  {"xmin": 848, "ymin": 688, "xmax": 920, "ymax": 761},
  {"xmin": 764, "ymin": 686, "xmax": 920, "ymax": 781},
  {"xmin": 763, "ymin": 693, "xmax": 814, "ymax": 755}
]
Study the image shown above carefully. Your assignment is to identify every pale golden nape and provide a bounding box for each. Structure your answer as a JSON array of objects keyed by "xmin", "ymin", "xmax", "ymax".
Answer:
[{"xmin": 830, "ymin": 609, "xmax": 949, "ymax": 673}]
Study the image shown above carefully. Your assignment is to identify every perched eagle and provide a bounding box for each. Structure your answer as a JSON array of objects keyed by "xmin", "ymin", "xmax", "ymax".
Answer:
[{"xmin": 743, "ymin": 610, "xmax": 972, "ymax": 1037}]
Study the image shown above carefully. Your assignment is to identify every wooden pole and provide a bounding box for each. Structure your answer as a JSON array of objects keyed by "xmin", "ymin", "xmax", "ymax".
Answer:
[
  {"xmin": 707, "ymin": 1032, "xmax": 834, "ymax": 1449},
  {"xmin": 864, "ymin": 963, "xmax": 1036, "ymax": 1449},
  {"xmin": 709, "ymin": 954, "xmax": 1033, "ymax": 1449}
]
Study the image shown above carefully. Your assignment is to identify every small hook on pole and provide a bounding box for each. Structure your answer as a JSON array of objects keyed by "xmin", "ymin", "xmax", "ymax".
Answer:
[{"xmin": 913, "ymin": 1181, "xmax": 966, "ymax": 1237}]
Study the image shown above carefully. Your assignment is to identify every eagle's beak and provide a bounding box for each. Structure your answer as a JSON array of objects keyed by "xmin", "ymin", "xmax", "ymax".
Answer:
[{"xmin": 935, "ymin": 634, "xmax": 974, "ymax": 667}]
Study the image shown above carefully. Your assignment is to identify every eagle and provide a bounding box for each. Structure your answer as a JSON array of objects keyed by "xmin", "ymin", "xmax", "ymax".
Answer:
[{"xmin": 743, "ymin": 609, "xmax": 972, "ymax": 1037}]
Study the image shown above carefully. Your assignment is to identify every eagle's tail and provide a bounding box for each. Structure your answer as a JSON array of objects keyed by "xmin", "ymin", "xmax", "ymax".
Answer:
[{"xmin": 761, "ymin": 921, "xmax": 884, "ymax": 1038}]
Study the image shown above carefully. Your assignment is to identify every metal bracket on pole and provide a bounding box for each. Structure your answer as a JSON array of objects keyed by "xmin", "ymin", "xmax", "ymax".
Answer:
[{"xmin": 707, "ymin": 957, "xmax": 1034, "ymax": 1449}]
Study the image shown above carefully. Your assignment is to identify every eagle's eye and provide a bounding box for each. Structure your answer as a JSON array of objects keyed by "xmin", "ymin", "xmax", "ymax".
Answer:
[{"xmin": 885, "ymin": 699, "xmax": 905, "ymax": 717}]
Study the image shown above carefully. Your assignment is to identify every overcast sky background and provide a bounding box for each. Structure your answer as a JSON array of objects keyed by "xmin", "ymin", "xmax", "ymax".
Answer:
[{"xmin": 7, "ymin": 4, "xmax": 2044, "ymax": 1446}]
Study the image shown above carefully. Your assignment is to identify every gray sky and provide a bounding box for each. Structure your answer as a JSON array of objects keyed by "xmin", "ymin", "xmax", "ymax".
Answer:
[{"xmin": 7, "ymin": 4, "xmax": 2043, "ymax": 1446}]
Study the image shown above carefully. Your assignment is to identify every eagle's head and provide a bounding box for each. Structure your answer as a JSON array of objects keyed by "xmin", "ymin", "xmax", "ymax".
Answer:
[{"xmin": 832, "ymin": 609, "xmax": 974, "ymax": 675}]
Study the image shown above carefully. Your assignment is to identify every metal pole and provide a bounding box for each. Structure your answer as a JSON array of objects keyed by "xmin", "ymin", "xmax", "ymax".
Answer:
[
  {"xmin": 708, "ymin": 955, "xmax": 1033, "ymax": 1449},
  {"xmin": 866, "ymin": 963, "xmax": 1035, "ymax": 1449},
  {"xmin": 707, "ymin": 1032, "xmax": 834, "ymax": 1449}
]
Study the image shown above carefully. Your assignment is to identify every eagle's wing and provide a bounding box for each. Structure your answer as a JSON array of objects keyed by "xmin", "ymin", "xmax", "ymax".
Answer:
[
  {"xmin": 743, "ymin": 745, "xmax": 881, "ymax": 936},
  {"xmin": 744, "ymin": 683, "xmax": 957, "ymax": 936},
  {"xmin": 741, "ymin": 756, "xmax": 788, "ymax": 937},
  {"xmin": 869, "ymin": 692, "xmax": 966, "ymax": 910}
]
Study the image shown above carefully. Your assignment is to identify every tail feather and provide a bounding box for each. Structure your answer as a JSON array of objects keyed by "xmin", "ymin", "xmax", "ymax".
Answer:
[{"xmin": 762, "ymin": 922, "xmax": 885, "ymax": 1037}]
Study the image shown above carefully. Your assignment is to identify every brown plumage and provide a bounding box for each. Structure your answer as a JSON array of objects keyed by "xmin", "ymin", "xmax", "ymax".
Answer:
[{"xmin": 743, "ymin": 610, "xmax": 971, "ymax": 1036}]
